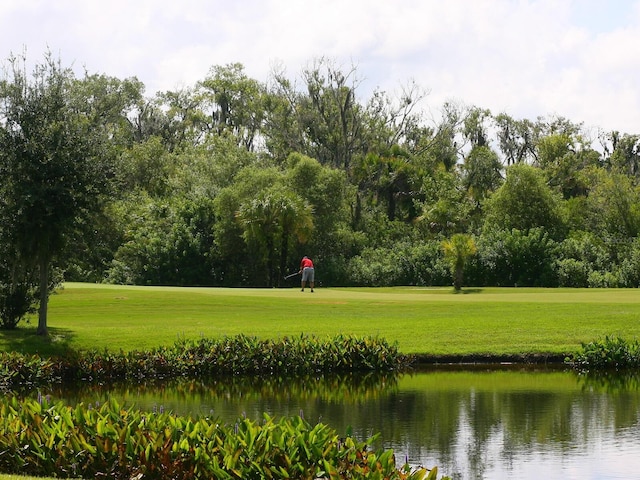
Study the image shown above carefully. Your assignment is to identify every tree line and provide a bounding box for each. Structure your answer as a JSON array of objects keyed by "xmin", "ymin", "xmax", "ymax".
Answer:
[{"xmin": 2, "ymin": 52, "xmax": 640, "ymax": 333}]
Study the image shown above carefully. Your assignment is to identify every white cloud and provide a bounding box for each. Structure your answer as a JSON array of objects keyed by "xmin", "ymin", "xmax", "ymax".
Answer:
[{"xmin": 1, "ymin": 0, "xmax": 639, "ymax": 134}]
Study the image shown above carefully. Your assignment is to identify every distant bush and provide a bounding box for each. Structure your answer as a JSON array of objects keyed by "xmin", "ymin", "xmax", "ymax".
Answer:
[
  {"xmin": 555, "ymin": 258, "xmax": 590, "ymax": 287},
  {"xmin": 346, "ymin": 242, "xmax": 448, "ymax": 287}
]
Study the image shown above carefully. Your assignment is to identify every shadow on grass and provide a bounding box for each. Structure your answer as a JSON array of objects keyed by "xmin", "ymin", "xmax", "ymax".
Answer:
[
  {"xmin": 451, "ymin": 288, "xmax": 484, "ymax": 294},
  {"xmin": 0, "ymin": 324, "xmax": 76, "ymax": 356}
]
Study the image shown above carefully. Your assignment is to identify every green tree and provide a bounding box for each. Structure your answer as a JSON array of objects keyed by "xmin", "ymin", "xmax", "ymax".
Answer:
[
  {"xmin": 106, "ymin": 194, "xmax": 217, "ymax": 286},
  {"xmin": 483, "ymin": 164, "xmax": 564, "ymax": 238},
  {"xmin": 266, "ymin": 58, "xmax": 369, "ymax": 171},
  {"xmin": 0, "ymin": 237, "xmax": 38, "ymax": 329},
  {"xmin": 285, "ymin": 153, "xmax": 354, "ymax": 280},
  {"xmin": 198, "ymin": 63, "xmax": 266, "ymax": 151},
  {"xmin": 68, "ymin": 72, "xmax": 146, "ymax": 149},
  {"xmin": 414, "ymin": 101, "xmax": 464, "ymax": 172},
  {"xmin": 119, "ymin": 136, "xmax": 177, "ymax": 197},
  {"xmin": 462, "ymin": 106, "xmax": 491, "ymax": 148},
  {"xmin": 236, "ymin": 186, "xmax": 313, "ymax": 286},
  {"xmin": 461, "ymin": 145, "xmax": 503, "ymax": 206},
  {"xmin": 0, "ymin": 53, "xmax": 113, "ymax": 335},
  {"xmin": 476, "ymin": 228, "xmax": 558, "ymax": 287},
  {"xmin": 582, "ymin": 167, "xmax": 640, "ymax": 239},
  {"xmin": 494, "ymin": 113, "xmax": 540, "ymax": 165},
  {"xmin": 212, "ymin": 166, "xmax": 282, "ymax": 285},
  {"xmin": 536, "ymin": 133, "xmax": 600, "ymax": 198},
  {"xmin": 351, "ymin": 146, "xmax": 421, "ymax": 222},
  {"xmin": 416, "ymin": 166, "xmax": 473, "ymax": 237},
  {"xmin": 441, "ymin": 234, "xmax": 477, "ymax": 290},
  {"xmin": 602, "ymin": 131, "xmax": 640, "ymax": 177}
]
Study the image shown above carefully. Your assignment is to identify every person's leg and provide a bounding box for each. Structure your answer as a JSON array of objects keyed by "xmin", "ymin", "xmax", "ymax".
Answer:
[{"xmin": 310, "ymin": 268, "xmax": 315, "ymax": 292}]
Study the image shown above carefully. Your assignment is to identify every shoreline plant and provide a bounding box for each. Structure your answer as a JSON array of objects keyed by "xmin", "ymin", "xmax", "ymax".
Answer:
[
  {"xmin": 1, "ymin": 334, "xmax": 412, "ymax": 393},
  {"xmin": 0, "ymin": 396, "xmax": 444, "ymax": 479},
  {"xmin": 565, "ymin": 335, "xmax": 640, "ymax": 371}
]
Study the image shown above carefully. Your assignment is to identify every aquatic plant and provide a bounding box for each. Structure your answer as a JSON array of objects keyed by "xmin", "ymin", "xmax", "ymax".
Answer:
[{"xmin": 0, "ymin": 396, "xmax": 444, "ymax": 479}]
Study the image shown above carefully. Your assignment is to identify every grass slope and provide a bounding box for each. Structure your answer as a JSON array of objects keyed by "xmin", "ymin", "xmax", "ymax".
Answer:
[{"xmin": 2, "ymin": 283, "xmax": 640, "ymax": 358}]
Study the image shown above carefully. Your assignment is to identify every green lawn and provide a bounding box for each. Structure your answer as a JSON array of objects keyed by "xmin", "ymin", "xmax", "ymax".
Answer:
[{"xmin": 2, "ymin": 283, "xmax": 640, "ymax": 357}]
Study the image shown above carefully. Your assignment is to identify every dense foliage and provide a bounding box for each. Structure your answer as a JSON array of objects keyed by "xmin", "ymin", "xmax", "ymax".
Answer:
[
  {"xmin": 0, "ymin": 334, "xmax": 410, "ymax": 392},
  {"xmin": 566, "ymin": 335, "xmax": 640, "ymax": 371},
  {"xmin": 3, "ymin": 53, "xmax": 640, "ymax": 328},
  {"xmin": 0, "ymin": 335, "xmax": 439, "ymax": 479},
  {"xmin": 0, "ymin": 397, "xmax": 442, "ymax": 479}
]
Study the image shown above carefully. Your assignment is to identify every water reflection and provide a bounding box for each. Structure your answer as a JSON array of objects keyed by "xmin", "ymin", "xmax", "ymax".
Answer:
[{"xmin": 40, "ymin": 367, "xmax": 640, "ymax": 480}]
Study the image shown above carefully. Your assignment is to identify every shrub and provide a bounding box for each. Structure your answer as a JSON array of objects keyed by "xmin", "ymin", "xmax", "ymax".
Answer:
[
  {"xmin": 345, "ymin": 241, "xmax": 448, "ymax": 287},
  {"xmin": 0, "ymin": 397, "xmax": 443, "ymax": 479},
  {"xmin": 566, "ymin": 335, "xmax": 640, "ymax": 371},
  {"xmin": 0, "ymin": 280, "xmax": 37, "ymax": 329},
  {"xmin": 555, "ymin": 258, "xmax": 590, "ymax": 287},
  {"xmin": 2, "ymin": 334, "xmax": 413, "ymax": 391},
  {"xmin": 0, "ymin": 352, "xmax": 60, "ymax": 392},
  {"xmin": 587, "ymin": 270, "xmax": 620, "ymax": 288},
  {"xmin": 476, "ymin": 228, "xmax": 559, "ymax": 287},
  {"xmin": 0, "ymin": 251, "xmax": 38, "ymax": 329}
]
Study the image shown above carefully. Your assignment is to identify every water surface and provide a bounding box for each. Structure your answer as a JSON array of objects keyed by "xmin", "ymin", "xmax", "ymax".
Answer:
[{"xmin": 48, "ymin": 366, "xmax": 640, "ymax": 480}]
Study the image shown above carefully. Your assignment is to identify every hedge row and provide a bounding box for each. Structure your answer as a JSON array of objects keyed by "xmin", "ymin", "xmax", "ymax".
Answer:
[{"xmin": 1, "ymin": 334, "xmax": 412, "ymax": 392}]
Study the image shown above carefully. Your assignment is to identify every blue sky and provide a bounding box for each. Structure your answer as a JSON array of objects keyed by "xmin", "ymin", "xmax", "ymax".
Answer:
[{"xmin": 2, "ymin": 0, "xmax": 639, "ymax": 136}]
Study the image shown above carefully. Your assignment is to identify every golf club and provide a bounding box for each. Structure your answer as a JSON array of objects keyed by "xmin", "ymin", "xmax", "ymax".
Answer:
[{"xmin": 284, "ymin": 271, "xmax": 300, "ymax": 280}]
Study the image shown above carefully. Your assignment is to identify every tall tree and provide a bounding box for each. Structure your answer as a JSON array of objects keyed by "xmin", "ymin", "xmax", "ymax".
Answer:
[
  {"xmin": 266, "ymin": 58, "xmax": 369, "ymax": 172},
  {"xmin": 582, "ymin": 167, "xmax": 640, "ymax": 239},
  {"xmin": 236, "ymin": 186, "xmax": 313, "ymax": 286},
  {"xmin": 494, "ymin": 113, "xmax": 540, "ymax": 165},
  {"xmin": 461, "ymin": 145, "xmax": 503, "ymax": 206},
  {"xmin": 601, "ymin": 131, "xmax": 640, "ymax": 178},
  {"xmin": 535, "ymin": 133, "xmax": 600, "ymax": 198},
  {"xmin": 352, "ymin": 146, "xmax": 421, "ymax": 222},
  {"xmin": 198, "ymin": 63, "xmax": 266, "ymax": 151},
  {"xmin": 69, "ymin": 72, "xmax": 145, "ymax": 149},
  {"xmin": 462, "ymin": 106, "xmax": 491, "ymax": 148},
  {"xmin": 0, "ymin": 52, "xmax": 113, "ymax": 335}
]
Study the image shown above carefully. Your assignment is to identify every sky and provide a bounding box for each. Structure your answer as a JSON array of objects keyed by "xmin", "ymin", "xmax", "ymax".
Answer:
[{"xmin": 1, "ymin": 0, "xmax": 640, "ymax": 136}]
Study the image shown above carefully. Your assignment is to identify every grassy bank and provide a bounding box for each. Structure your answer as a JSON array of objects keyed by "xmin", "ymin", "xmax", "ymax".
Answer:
[{"xmin": 3, "ymin": 283, "xmax": 640, "ymax": 358}]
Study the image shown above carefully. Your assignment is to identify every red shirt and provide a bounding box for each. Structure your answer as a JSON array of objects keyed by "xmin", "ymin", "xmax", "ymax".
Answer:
[{"xmin": 300, "ymin": 257, "xmax": 314, "ymax": 269}]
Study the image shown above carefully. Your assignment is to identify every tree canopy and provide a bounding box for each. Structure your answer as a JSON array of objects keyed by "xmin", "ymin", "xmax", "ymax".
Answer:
[
  {"xmin": 2, "ymin": 52, "xmax": 640, "ymax": 331},
  {"xmin": 0, "ymin": 53, "xmax": 115, "ymax": 333}
]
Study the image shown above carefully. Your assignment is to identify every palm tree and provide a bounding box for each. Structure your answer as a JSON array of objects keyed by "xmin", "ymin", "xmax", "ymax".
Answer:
[
  {"xmin": 236, "ymin": 187, "xmax": 313, "ymax": 286},
  {"xmin": 441, "ymin": 234, "xmax": 477, "ymax": 291}
]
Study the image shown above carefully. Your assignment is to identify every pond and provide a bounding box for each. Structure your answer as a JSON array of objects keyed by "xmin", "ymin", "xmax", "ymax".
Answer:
[{"xmin": 43, "ymin": 365, "xmax": 640, "ymax": 480}]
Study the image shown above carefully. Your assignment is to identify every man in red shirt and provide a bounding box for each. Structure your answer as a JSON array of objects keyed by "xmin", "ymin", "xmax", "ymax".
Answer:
[{"xmin": 299, "ymin": 256, "xmax": 315, "ymax": 292}]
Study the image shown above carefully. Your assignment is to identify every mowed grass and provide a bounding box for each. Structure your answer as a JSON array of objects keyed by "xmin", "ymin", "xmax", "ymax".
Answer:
[{"xmin": 2, "ymin": 283, "xmax": 640, "ymax": 357}]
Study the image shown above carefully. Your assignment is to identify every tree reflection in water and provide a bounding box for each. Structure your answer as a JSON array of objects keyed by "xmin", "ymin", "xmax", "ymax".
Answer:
[{"xmin": 35, "ymin": 366, "xmax": 640, "ymax": 480}]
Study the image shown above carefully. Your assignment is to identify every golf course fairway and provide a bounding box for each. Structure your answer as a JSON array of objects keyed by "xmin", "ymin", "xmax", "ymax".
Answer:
[{"xmin": 3, "ymin": 283, "xmax": 640, "ymax": 359}]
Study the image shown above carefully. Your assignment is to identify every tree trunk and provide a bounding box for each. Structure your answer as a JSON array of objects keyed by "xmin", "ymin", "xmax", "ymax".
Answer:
[
  {"xmin": 453, "ymin": 265, "xmax": 463, "ymax": 291},
  {"xmin": 37, "ymin": 257, "xmax": 49, "ymax": 336},
  {"xmin": 278, "ymin": 227, "xmax": 290, "ymax": 288}
]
